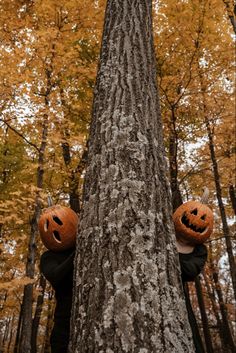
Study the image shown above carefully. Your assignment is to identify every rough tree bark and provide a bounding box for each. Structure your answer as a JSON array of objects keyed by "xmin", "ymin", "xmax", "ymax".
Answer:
[{"xmin": 69, "ymin": 1, "xmax": 194, "ymax": 352}]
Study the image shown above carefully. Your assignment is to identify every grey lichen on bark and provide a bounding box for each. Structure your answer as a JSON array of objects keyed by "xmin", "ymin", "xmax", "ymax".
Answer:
[{"xmin": 69, "ymin": 0, "xmax": 194, "ymax": 352}]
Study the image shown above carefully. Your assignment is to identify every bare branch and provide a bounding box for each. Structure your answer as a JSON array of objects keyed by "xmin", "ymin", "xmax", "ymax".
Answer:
[{"xmin": 0, "ymin": 119, "xmax": 40, "ymax": 152}]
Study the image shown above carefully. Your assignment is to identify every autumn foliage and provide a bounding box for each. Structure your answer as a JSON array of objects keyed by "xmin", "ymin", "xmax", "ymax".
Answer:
[{"xmin": 0, "ymin": 0, "xmax": 235, "ymax": 352}]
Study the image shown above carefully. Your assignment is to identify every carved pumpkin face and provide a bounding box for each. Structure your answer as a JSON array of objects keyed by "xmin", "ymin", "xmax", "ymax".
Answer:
[
  {"xmin": 38, "ymin": 205, "xmax": 79, "ymax": 252},
  {"xmin": 173, "ymin": 200, "xmax": 213, "ymax": 245}
]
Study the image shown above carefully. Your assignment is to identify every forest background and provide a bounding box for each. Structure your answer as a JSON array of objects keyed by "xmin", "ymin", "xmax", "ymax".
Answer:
[{"xmin": 0, "ymin": 0, "xmax": 235, "ymax": 352}]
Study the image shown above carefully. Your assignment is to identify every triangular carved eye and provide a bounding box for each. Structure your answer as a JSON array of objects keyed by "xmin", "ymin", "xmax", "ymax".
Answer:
[
  {"xmin": 201, "ymin": 215, "xmax": 206, "ymax": 220},
  {"xmin": 53, "ymin": 216, "xmax": 63, "ymax": 225},
  {"xmin": 191, "ymin": 208, "xmax": 198, "ymax": 215}
]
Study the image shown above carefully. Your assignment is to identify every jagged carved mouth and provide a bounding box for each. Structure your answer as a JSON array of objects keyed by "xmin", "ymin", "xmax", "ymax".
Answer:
[
  {"xmin": 53, "ymin": 230, "xmax": 62, "ymax": 243},
  {"xmin": 181, "ymin": 214, "xmax": 206, "ymax": 234}
]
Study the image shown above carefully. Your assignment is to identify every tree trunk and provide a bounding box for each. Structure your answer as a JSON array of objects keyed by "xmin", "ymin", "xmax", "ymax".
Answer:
[
  {"xmin": 18, "ymin": 37, "xmax": 58, "ymax": 350},
  {"xmin": 69, "ymin": 1, "xmax": 194, "ymax": 352},
  {"xmin": 31, "ymin": 274, "xmax": 47, "ymax": 353},
  {"xmin": 14, "ymin": 304, "xmax": 23, "ymax": 353},
  {"xmin": 61, "ymin": 131, "xmax": 88, "ymax": 215},
  {"xmin": 211, "ymin": 268, "xmax": 235, "ymax": 352},
  {"xmin": 222, "ymin": 0, "xmax": 236, "ymax": 34},
  {"xmin": 18, "ymin": 119, "xmax": 48, "ymax": 353},
  {"xmin": 203, "ymin": 271, "xmax": 226, "ymax": 352},
  {"xmin": 42, "ymin": 290, "xmax": 54, "ymax": 353},
  {"xmin": 18, "ymin": 92, "xmax": 50, "ymax": 353},
  {"xmin": 7, "ymin": 315, "xmax": 15, "ymax": 353},
  {"xmin": 229, "ymin": 184, "xmax": 236, "ymax": 215},
  {"xmin": 61, "ymin": 139, "xmax": 81, "ymax": 213},
  {"xmin": 168, "ymin": 107, "xmax": 183, "ymax": 211},
  {"xmin": 204, "ymin": 113, "xmax": 236, "ymax": 300},
  {"xmin": 60, "ymin": 86, "xmax": 82, "ymax": 214},
  {"xmin": 2, "ymin": 317, "xmax": 11, "ymax": 350},
  {"xmin": 199, "ymin": 72, "xmax": 236, "ymax": 300},
  {"xmin": 208, "ymin": 246, "xmax": 235, "ymax": 352},
  {"xmin": 59, "ymin": 87, "xmax": 89, "ymax": 214},
  {"xmin": 183, "ymin": 283, "xmax": 206, "ymax": 353},
  {"xmin": 194, "ymin": 276, "xmax": 214, "ymax": 353}
]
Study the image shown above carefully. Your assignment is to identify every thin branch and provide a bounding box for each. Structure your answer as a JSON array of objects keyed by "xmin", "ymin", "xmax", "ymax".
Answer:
[
  {"xmin": 206, "ymin": 235, "xmax": 235, "ymax": 243},
  {"xmin": 0, "ymin": 119, "xmax": 40, "ymax": 152}
]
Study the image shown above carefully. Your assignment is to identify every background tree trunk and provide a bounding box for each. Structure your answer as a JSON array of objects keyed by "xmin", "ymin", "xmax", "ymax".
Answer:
[
  {"xmin": 229, "ymin": 184, "xmax": 236, "ymax": 215},
  {"xmin": 203, "ymin": 271, "xmax": 225, "ymax": 352},
  {"xmin": 18, "ymin": 51, "xmax": 54, "ymax": 353},
  {"xmin": 69, "ymin": 1, "xmax": 194, "ymax": 352},
  {"xmin": 14, "ymin": 304, "xmax": 22, "ymax": 353},
  {"xmin": 41, "ymin": 290, "xmax": 54, "ymax": 353},
  {"xmin": 194, "ymin": 276, "xmax": 214, "ymax": 353},
  {"xmin": 198, "ymin": 71, "xmax": 236, "ymax": 300},
  {"xmin": 208, "ymin": 246, "xmax": 235, "ymax": 352},
  {"xmin": 168, "ymin": 107, "xmax": 183, "ymax": 211},
  {"xmin": 7, "ymin": 315, "xmax": 15, "ymax": 353},
  {"xmin": 31, "ymin": 275, "xmax": 46, "ymax": 353},
  {"xmin": 18, "ymin": 112, "xmax": 48, "ymax": 353},
  {"xmin": 210, "ymin": 268, "xmax": 235, "ymax": 352},
  {"xmin": 222, "ymin": 0, "xmax": 236, "ymax": 34}
]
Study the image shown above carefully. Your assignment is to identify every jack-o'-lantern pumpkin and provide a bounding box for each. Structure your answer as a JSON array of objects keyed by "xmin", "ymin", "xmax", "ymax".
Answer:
[
  {"xmin": 173, "ymin": 188, "xmax": 213, "ymax": 245},
  {"xmin": 38, "ymin": 205, "xmax": 79, "ymax": 252}
]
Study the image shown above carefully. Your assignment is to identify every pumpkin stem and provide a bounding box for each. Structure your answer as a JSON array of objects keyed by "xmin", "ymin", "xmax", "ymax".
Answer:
[
  {"xmin": 47, "ymin": 194, "xmax": 53, "ymax": 207},
  {"xmin": 201, "ymin": 187, "xmax": 210, "ymax": 204}
]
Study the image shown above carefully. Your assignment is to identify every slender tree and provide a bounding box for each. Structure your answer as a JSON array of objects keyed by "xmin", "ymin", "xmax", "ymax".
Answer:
[
  {"xmin": 222, "ymin": 0, "xmax": 236, "ymax": 34},
  {"xmin": 42, "ymin": 290, "xmax": 54, "ymax": 353},
  {"xmin": 18, "ymin": 75, "xmax": 51, "ymax": 353},
  {"xmin": 203, "ymin": 270, "xmax": 228, "ymax": 352},
  {"xmin": 194, "ymin": 276, "xmax": 214, "ymax": 353},
  {"xmin": 31, "ymin": 275, "xmax": 46, "ymax": 353},
  {"xmin": 69, "ymin": 1, "xmax": 194, "ymax": 352},
  {"xmin": 198, "ymin": 71, "xmax": 236, "ymax": 300},
  {"xmin": 208, "ymin": 245, "xmax": 236, "ymax": 352},
  {"xmin": 229, "ymin": 185, "xmax": 236, "ymax": 215}
]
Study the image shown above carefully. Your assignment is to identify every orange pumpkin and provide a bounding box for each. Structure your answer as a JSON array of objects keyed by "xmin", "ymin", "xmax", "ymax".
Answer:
[
  {"xmin": 173, "ymin": 200, "xmax": 213, "ymax": 245},
  {"xmin": 38, "ymin": 205, "xmax": 79, "ymax": 252}
]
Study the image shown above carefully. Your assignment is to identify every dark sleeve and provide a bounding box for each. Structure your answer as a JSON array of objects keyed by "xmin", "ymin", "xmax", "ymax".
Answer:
[
  {"xmin": 40, "ymin": 251, "xmax": 75, "ymax": 289},
  {"xmin": 179, "ymin": 244, "xmax": 208, "ymax": 282}
]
